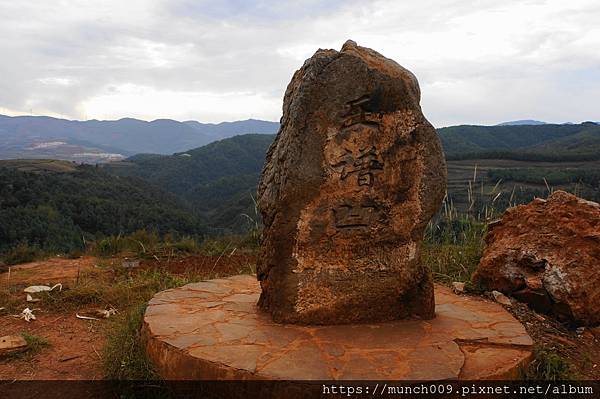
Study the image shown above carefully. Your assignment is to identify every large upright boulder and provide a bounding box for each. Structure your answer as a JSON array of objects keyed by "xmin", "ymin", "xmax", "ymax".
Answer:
[
  {"xmin": 473, "ymin": 191, "xmax": 600, "ymax": 326},
  {"xmin": 256, "ymin": 40, "xmax": 447, "ymax": 324}
]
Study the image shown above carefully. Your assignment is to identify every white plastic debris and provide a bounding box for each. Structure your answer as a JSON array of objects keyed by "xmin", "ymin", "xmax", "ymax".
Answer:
[
  {"xmin": 19, "ymin": 308, "xmax": 36, "ymax": 322},
  {"xmin": 76, "ymin": 308, "xmax": 117, "ymax": 321},
  {"xmin": 121, "ymin": 260, "xmax": 140, "ymax": 269},
  {"xmin": 26, "ymin": 294, "xmax": 41, "ymax": 303},
  {"xmin": 102, "ymin": 308, "xmax": 117, "ymax": 318},
  {"xmin": 23, "ymin": 283, "xmax": 62, "ymax": 293},
  {"xmin": 75, "ymin": 314, "xmax": 100, "ymax": 321}
]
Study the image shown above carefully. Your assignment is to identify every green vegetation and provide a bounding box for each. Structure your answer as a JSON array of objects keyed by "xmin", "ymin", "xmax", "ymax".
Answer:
[
  {"xmin": 488, "ymin": 167, "xmax": 600, "ymax": 187},
  {"xmin": 424, "ymin": 215, "xmax": 486, "ymax": 286},
  {"xmin": 438, "ymin": 122, "xmax": 600, "ymax": 161},
  {"xmin": 101, "ymin": 124, "xmax": 600, "ymax": 235},
  {"xmin": 21, "ymin": 333, "xmax": 51, "ymax": 356},
  {"xmin": 5, "ymin": 129, "xmax": 600, "ymax": 264},
  {"xmin": 103, "ymin": 303, "xmax": 160, "ymax": 380},
  {"xmin": 6, "ymin": 125, "xmax": 597, "ymax": 382},
  {"xmin": 4, "ymin": 127, "xmax": 600, "ymax": 268},
  {"xmin": 0, "ymin": 163, "xmax": 205, "ymax": 260},
  {"xmin": 93, "ymin": 240, "xmax": 254, "ymax": 380},
  {"xmin": 0, "ymin": 232, "xmax": 256, "ymax": 378},
  {"xmin": 104, "ymin": 134, "xmax": 273, "ymax": 234},
  {"xmin": 29, "ymin": 266, "xmax": 183, "ymax": 312},
  {"xmin": 524, "ymin": 347, "xmax": 575, "ymax": 380},
  {"xmin": 2, "ymin": 242, "xmax": 45, "ymax": 265},
  {"xmin": 445, "ymin": 157, "xmax": 600, "ymax": 217}
]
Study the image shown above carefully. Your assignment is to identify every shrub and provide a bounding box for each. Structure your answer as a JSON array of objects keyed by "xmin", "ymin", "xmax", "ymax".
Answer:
[
  {"xmin": 524, "ymin": 347, "xmax": 574, "ymax": 380},
  {"xmin": 3, "ymin": 243, "xmax": 44, "ymax": 265}
]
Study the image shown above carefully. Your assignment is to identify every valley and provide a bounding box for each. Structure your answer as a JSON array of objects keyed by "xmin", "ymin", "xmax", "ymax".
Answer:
[{"xmin": 2, "ymin": 122, "xmax": 600, "ymax": 258}]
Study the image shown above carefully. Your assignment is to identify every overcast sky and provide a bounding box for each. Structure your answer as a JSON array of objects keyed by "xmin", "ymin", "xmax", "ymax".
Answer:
[{"xmin": 0, "ymin": 0, "xmax": 598, "ymax": 127}]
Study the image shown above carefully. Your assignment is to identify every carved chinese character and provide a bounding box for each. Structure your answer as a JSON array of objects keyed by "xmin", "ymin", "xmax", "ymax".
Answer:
[
  {"xmin": 333, "ymin": 202, "xmax": 376, "ymax": 229},
  {"xmin": 341, "ymin": 90, "xmax": 385, "ymax": 128},
  {"xmin": 331, "ymin": 146, "xmax": 383, "ymax": 186}
]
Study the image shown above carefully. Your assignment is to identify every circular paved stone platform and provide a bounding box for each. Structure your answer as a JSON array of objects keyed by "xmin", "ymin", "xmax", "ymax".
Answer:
[{"xmin": 143, "ymin": 275, "xmax": 532, "ymax": 381}]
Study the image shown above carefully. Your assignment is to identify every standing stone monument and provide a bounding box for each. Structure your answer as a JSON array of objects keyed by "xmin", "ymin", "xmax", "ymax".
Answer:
[
  {"xmin": 143, "ymin": 42, "xmax": 533, "ymax": 388},
  {"xmin": 257, "ymin": 40, "xmax": 447, "ymax": 324}
]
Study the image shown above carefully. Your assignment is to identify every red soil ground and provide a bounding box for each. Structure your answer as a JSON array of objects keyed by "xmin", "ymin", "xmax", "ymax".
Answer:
[{"xmin": 1, "ymin": 254, "xmax": 598, "ymax": 381}]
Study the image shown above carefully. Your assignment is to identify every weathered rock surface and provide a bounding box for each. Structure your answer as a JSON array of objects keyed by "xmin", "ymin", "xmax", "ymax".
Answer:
[
  {"xmin": 0, "ymin": 335, "xmax": 28, "ymax": 357},
  {"xmin": 257, "ymin": 40, "xmax": 447, "ymax": 324},
  {"xmin": 472, "ymin": 191, "xmax": 600, "ymax": 326},
  {"xmin": 143, "ymin": 275, "xmax": 532, "ymax": 383}
]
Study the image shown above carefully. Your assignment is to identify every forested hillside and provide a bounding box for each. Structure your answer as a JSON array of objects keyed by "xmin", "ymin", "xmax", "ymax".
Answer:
[
  {"xmin": 4, "ymin": 122, "xmax": 600, "ymax": 256},
  {"xmin": 0, "ymin": 160, "xmax": 205, "ymax": 254},
  {"xmin": 438, "ymin": 122, "xmax": 600, "ymax": 160},
  {"xmin": 105, "ymin": 134, "xmax": 275, "ymax": 233},
  {"xmin": 102, "ymin": 123, "xmax": 600, "ymax": 232}
]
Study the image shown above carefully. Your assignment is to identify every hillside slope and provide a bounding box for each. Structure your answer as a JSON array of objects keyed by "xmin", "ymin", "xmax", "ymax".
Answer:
[
  {"xmin": 105, "ymin": 134, "xmax": 275, "ymax": 233},
  {"xmin": 438, "ymin": 122, "xmax": 600, "ymax": 160},
  {"xmin": 103, "ymin": 123, "xmax": 600, "ymax": 232},
  {"xmin": 0, "ymin": 160, "xmax": 205, "ymax": 253}
]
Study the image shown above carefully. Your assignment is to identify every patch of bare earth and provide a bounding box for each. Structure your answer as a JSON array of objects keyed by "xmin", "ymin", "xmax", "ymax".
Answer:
[
  {"xmin": 0, "ymin": 312, "xmax": 105, "ymax": 380},
  {"xmin": 2, "ymin": 254, "xmax": 598, "ymax": 381},
  {"xmin": 0, "ymin": 256, "xmax": 106, "ymax": 380},
  {"xmin": 508, "ymin": 302, "xmax": 600, "ymax": 379},
  {"xmin": 2, "ymin": 256, "xmax": 97, "ymax": 286},
  {"xmin": 0, "ymin": 254, "xmax": 255, "ymax": 381}
]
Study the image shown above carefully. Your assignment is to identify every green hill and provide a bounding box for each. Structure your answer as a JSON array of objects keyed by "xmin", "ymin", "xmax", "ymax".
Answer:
[
  {"xmin": 5, "ymin": 123, "xmax": 599, "ymax": 258},
  {"xmin": 438, "ymin": 122, "xmax": 600, "ymax": 160},
  {"xmin": 101, "ymin": 124, "xmax": 600, "ymax": 232},
  {"xmin": 104, "ymin": 134, "xmax": 275, "ymax": 233},
  {"xmin": 0, "ymin": 160, "xmax": 205, "ymax": 254}
]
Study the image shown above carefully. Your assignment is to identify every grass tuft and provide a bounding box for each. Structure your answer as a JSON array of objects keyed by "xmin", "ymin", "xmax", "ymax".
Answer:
[
  {"xmin": 423, "ymin": 216, "xmax": 486, "ymax": 285},
  {"xmin": 524, "ymin": 347, "xmax": 575, "ymax": 380},
  {"xmin": 103, "ymin": 303, "xmax": 158, "ymax": 380},
  {"xmin": 21, "ymin": 332, "xmax": 51, "ymax": 355}
]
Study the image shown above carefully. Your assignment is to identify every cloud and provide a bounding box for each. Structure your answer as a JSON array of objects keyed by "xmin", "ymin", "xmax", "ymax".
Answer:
[{"xmin": 0, "ymin": 0, "xmax": 598, "ymax": 125}]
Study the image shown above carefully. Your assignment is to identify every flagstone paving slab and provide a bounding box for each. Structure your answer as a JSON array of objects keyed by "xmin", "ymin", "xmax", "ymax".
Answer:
[{"xmin": 143, "ymin": 275, "xmax": 532, "ymax": 381}]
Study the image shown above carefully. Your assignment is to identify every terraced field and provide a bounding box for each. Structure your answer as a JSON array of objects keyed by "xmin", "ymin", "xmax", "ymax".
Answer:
[{"xmin": 446, "ymin": 159, "xmax": 600, "ymax": 212}]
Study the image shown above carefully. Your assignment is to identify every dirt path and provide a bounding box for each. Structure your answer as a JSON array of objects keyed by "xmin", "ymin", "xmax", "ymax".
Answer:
[{"xmin": 509, "ymin": 302, "xmax": 600, "ymax": 379}]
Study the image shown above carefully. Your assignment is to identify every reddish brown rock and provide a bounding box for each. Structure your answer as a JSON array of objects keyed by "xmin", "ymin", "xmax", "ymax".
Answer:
[
  {"xmin": 257, "ymin": 40, "xmax": 447, "ymax": 324},
  {"xmin": 473, "ymin": 191, "xmax": 600, "ymax": 326},
  {"xmin": 143, "ymin": 275, "xmax": 533, "ymax": 383},
  {"xmin": 0, "ymin": 335, "xmax": 28, "ymax": 357}
]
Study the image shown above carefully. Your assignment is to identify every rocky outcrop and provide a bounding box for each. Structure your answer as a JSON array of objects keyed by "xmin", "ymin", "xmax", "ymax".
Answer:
[
  {"xmin": 472, "ymin": 191, "xmax": 600, "ymax": 326},
  {"xmin": 256, "ymin": 40, "xmax": 447, "ymax": 324}
]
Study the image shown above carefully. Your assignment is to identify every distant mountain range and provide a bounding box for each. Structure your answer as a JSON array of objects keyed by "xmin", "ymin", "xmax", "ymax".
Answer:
[
  {"xmin": 0, "ymin": 114, "xmax": 279, "ymax": 162},
  {"xmin": 496, "ymin": 120, "xmax": 547, "ymax": 126},
  {"xmin": 1, "ymin": 113, "xmax": 598, "ymax": 163}
]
